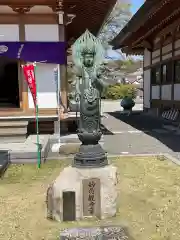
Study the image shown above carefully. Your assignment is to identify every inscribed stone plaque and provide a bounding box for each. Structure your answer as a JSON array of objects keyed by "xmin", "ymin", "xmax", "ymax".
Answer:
[
  {"xmin": 62, "ymin": 191, "xmax": 76, "ymax": 221},
  {"xmin": 60, "ymin": 226, "xmax": 132, "ymax": 240},
  {"xmin": 82, "ymin": 178, "xmax": 101, "ymax": 218}
]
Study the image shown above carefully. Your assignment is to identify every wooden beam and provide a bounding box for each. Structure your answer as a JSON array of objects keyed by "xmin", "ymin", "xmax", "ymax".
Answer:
[
  {"xmin": 19, "ymin": 14, "xmax": 29, "ymax": 112},
  {"xmin": 0, "ymin": 0, "xmax": 57, "ymax": 5},
  {"xmin": 142, "ymin": 40, "xmax": 152, "ymax": 51},
  {"xmin": 0, "ymin": 14, "xmax": 58, "ymax": 24},
  {"xmin": 58, "ymin": 15, "xmax": 68, "ymax": 108}
]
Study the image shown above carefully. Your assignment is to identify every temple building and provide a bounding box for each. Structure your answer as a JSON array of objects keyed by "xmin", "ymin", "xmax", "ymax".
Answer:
[
  {"xmin": 0, "ymin": 0, "xmax": 116, "ymax": 138},
  {"xmin": 111, "ymin": 0, "xmax": 180, "ymax": 120}
]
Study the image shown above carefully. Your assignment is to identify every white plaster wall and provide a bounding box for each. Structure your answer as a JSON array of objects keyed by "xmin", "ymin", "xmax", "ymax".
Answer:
[
  {"xmin": 162, "ymin": 43, "xmax": 172, "ymax": 54},
  {"xmin": 28, "ymin": 63, "xmax": 59, "ymax": 109},
  {"xmin": 162, "ymin": 52, "xmax": 172, "ymax": 60},
  {"xmin": 174, "ymin": 84, "xmax": 180, "ymax": 100},
  {"xmin": 0, "ymin": 24, "xmax": 19, "ymax": 41},
  {"xmin": 28, "ymin": 6, "xmax": 54, "ymax": 14},
  {"xmin": 25, "ymin": 24, "xmax": 59, "ymax": 109},
  {"xmin": 143, "ymin": 69, "xmax": 151, "ymax": 108},
  {"xmin": 151, "ymin": 86, "xmax": 160, "ymax": 99},
  {"xmin": 144, "ymin": 49, "xmax": 151, "ymax": 67},
  {"xmin": 152, "ymin": 57, "xmax": 160, "ymax": 64},
  {"xmin": 175, "ymin": 49, "xmax": 180, "ymax": 56},
  {"xmin": 152, "ymin": 49, "xmax": 160, "ymax": 58},
  {"xmin": 25, "ymin": 24, "xmax": 59, "ymax": 41},
  {"xmin": 175, "ymin": 39, "xmax": 180, "ymax": 49},
  {"xmin": 161, "ymin": 85, "xmax": 171, "ymax": 100}
]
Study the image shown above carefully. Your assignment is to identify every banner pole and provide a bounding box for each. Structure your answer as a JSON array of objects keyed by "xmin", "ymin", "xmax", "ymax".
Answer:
[
  {"xmin": 57, "ymin": 65, "xmax": 61, "ymax": 144},
  {"xmin": 34, "ymin": 62, "xmax": 41, "ymax": 168}
]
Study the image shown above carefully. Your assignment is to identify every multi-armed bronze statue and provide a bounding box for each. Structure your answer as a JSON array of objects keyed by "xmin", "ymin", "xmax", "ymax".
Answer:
[{"xmin": 72, "ymin": 30, "xmax": 108, "ymax": 167}]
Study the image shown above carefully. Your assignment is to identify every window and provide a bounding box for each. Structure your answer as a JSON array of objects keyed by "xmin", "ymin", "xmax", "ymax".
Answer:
[
  {"xmin": 175, "ymin": 60, "xmax": 180, "ymax": 82},
  {"xmin": 166, "ymin": 62, "xmax": 172, "ymax": 83},
  {"xmin": 162, "ymin": 62, "xmax": 172, "ymax": 83},
  {"xmin": 162, "ymin": 64, "xmax": 167, "ymax": 83},
  {"xmin": 151, "ymin": 67, "xmax": 161, "ymax": 84}
]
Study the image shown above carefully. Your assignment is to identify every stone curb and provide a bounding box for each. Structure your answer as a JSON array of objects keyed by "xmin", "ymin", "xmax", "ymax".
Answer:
[
  {"xmin": 0, "ymin": 151, "xmax": 10, "ymax": 177},
  {"xmin": 162, "ymin": 153, "xmax": 180, "ymax": 166},
  {"xmin": 47, "ymin": 153, "xmax": 180, "ymax": 166},
  {"xmin": 9, "ymin": 136, "xmax": 51, "ymax": 164},
  {"xmin": 0, "ymin": 161, "xmax": 10, "ymax": 177}
]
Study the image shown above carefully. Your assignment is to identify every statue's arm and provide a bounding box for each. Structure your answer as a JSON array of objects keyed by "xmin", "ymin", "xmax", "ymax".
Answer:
[
  {"xmin": 92, "ymin": 73, "xmax": 110, "ymax": 91},
  {"xmin": 97, "ymin": 75, "xmax": 110, "ymax": 87},
  {"xmin": 75, "ymin": 77, "xmax": 81, "ymax": 102},
  {"xmin": 91, "ymin": 64, "xmax": 110, "ymax": 88},
  {"xmin": 75, "ymin": 77, "xmax": 80, "ymax": 93}
]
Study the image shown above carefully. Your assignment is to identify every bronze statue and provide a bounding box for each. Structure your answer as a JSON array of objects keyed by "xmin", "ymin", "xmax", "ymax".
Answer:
[{"xmin": 72, "ymin": 30, "xmax": 108, "ymax": 167}]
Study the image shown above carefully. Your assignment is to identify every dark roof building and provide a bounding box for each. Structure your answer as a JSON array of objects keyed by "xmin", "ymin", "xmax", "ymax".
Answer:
[{"xmin": 111, "ymin": 0, "xmax": 180, "ymax": 120}]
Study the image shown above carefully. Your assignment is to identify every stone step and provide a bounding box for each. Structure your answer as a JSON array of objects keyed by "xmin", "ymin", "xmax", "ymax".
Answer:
[
  {"xmin": 4, "ymin": 135, "xmax": 51, "ymax": 163},
  {"xmin": 0, "ymin": 136, "xmax": 26, "ymax": 143},
  {"xmin": 0, "ymin": 127, "xmax": 27, "ymax": 136},
  {"xmin": 0, "ymin": 120, "xmax": 28, "ymax": 143},
  {"xmin": 0, "ymin": 121, "xmax": 28, "ymax": 128}
]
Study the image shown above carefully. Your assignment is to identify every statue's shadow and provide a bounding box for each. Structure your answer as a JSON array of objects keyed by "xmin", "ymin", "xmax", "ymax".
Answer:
[{"xmin": 100, "ymin": 124, "xmax": 114, "ymax": 135}]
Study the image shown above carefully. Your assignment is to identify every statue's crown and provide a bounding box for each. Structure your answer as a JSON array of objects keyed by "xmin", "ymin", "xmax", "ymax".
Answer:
[
  {"xmin": 81, "ymin": 47, "xmax": 95, "ymax": 56},
  {"xmin": 75, "ymin": 29, "xmax": 97, "ymax": 56},
  {"xmin": 72, "ymin": 29, "xmax": 104, "ymax": 66}
]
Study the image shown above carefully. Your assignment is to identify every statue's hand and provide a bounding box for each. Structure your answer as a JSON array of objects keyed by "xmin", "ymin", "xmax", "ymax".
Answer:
[
  {"xmin": 75, "ymin": 93, "xmax": 80, "ymax": 102},
  {"xmin": 97, "ymin": 65, "xmax": 106, "ymax": 77},
  {"xmin": 74, "ymin": 66, "xmax": 82, "ymax": 77}
]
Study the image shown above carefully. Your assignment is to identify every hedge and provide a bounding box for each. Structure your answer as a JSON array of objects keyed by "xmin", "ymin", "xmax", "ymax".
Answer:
[{"xmin": 101, "ymin": 84, "xmax": 137, "ymax": 100}]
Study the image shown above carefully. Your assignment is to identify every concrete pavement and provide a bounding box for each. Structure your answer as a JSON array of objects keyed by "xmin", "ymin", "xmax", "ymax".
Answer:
[
  {"xmin": 102, "ymin": 111, "xmax": 180, "ymax": 159},
  {"xmin": 57, "ymin": 100, "xmax": 180, "ymax": 159},
  {"xmin": 101, "ymin": 99, "xmax": 143, "ymax": 114}
]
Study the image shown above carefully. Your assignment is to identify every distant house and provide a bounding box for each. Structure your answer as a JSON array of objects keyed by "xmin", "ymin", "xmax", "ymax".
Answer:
[
  {"xmin": 125, "ymin": 68, "xmax": 143, "ymax": 84},
  {"xmin": 125, "ymin": 68, "xmax": 143, "ymax": 98}
]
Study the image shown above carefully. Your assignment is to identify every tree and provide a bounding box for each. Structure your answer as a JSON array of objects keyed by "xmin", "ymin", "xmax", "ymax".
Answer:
[
  {"xmin": 105, "ymin": 59, "xmax": 143, "ymax": 73},
  {"xmin": 103, "ymin": 59, "xmax": 143, "ymax": 84},
  {"xmin": 98, "ymin": 1, "xmax": 132, "ymax": 60}
]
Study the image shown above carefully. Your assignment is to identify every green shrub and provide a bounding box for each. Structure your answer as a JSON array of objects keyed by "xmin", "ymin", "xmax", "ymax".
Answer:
[{"xmin": 102, "ymin": 84, "xmax": 137, "ymax": 100}]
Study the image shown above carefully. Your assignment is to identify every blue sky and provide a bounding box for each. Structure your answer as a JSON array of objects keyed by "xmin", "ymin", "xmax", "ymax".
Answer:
[{"xmin": 131, "ymin": 0, "xmax": 144, "ymax": 14}]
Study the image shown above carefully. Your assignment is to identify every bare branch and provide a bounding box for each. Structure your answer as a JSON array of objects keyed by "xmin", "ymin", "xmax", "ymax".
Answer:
[{"xmin": 98, "ymin": 2, "xmax": 131, "ymax": 60}]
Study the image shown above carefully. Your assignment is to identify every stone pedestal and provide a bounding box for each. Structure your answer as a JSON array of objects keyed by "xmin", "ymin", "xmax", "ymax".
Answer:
[{"xmin": 46, "ymin": 164, "xmax": 118, "ymax": 222}]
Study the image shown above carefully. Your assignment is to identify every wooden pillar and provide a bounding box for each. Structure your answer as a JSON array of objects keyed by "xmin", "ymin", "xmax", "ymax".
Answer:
[
  {"xmin": 159, "ymin": 37, "xmax": 163, "ymax": 114},
  {"xmin": 19, "ymin": 13, "xmax": 28, "ymax": 111},
  {"xmin": 150, "ymin": 50, "xmax": 152, "ymax": 109},
  {"xmin": 58, "ymin": 12, "xmax": 68, "ymax": 108},
  {"xmin": 57, "ymin": 12, "xmax": 68, "ymax": 133},
  {"xmin": 171, "ymin": 29, "xmax": 175, "ymax": 105}
]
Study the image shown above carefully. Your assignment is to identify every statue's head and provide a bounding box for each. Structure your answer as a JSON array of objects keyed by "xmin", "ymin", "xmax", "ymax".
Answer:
[
  {"xmin": 72, "ymin": 30, "xmax": 104, "ymax": 69},
  {"xmin": 81, "ymin": 49, "xmax": 95, "ymax": 68}
]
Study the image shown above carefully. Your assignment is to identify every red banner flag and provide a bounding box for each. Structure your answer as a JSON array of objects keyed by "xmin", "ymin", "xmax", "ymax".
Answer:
[{"xmin": 22, "ymin": 64, "xmax": 37, "ymax": 106}]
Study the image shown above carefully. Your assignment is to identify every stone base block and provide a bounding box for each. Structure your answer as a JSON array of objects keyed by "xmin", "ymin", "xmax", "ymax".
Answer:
[{"xmin": 46, "ymin": 164, "xmax": 118, "ymax": 222}]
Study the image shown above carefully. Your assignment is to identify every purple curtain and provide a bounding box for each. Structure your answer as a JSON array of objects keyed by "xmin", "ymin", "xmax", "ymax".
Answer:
[{"xmin": 0, "ymin": 42, "xmax": 66, "ymax": 64}]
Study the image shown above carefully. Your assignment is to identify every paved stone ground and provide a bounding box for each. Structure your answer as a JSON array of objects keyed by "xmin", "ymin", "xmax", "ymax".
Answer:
[
  {"xmin": 101, "ymin": 99, "xmax": 143, "ymax": 114},
  {"xmin": 56, "ymin": 100, "xmax": 180, "ymax": 160},
  {"xmin": 102, "ymin": 110, "xmax": 180, "ymax": 159},
  {"xmin": 51, "ymin": 100, "xmax": 180, "ymax": 161},
  {"xmin": 0, "ymin": 135, "xmax": 50, "ymax": 163}
]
